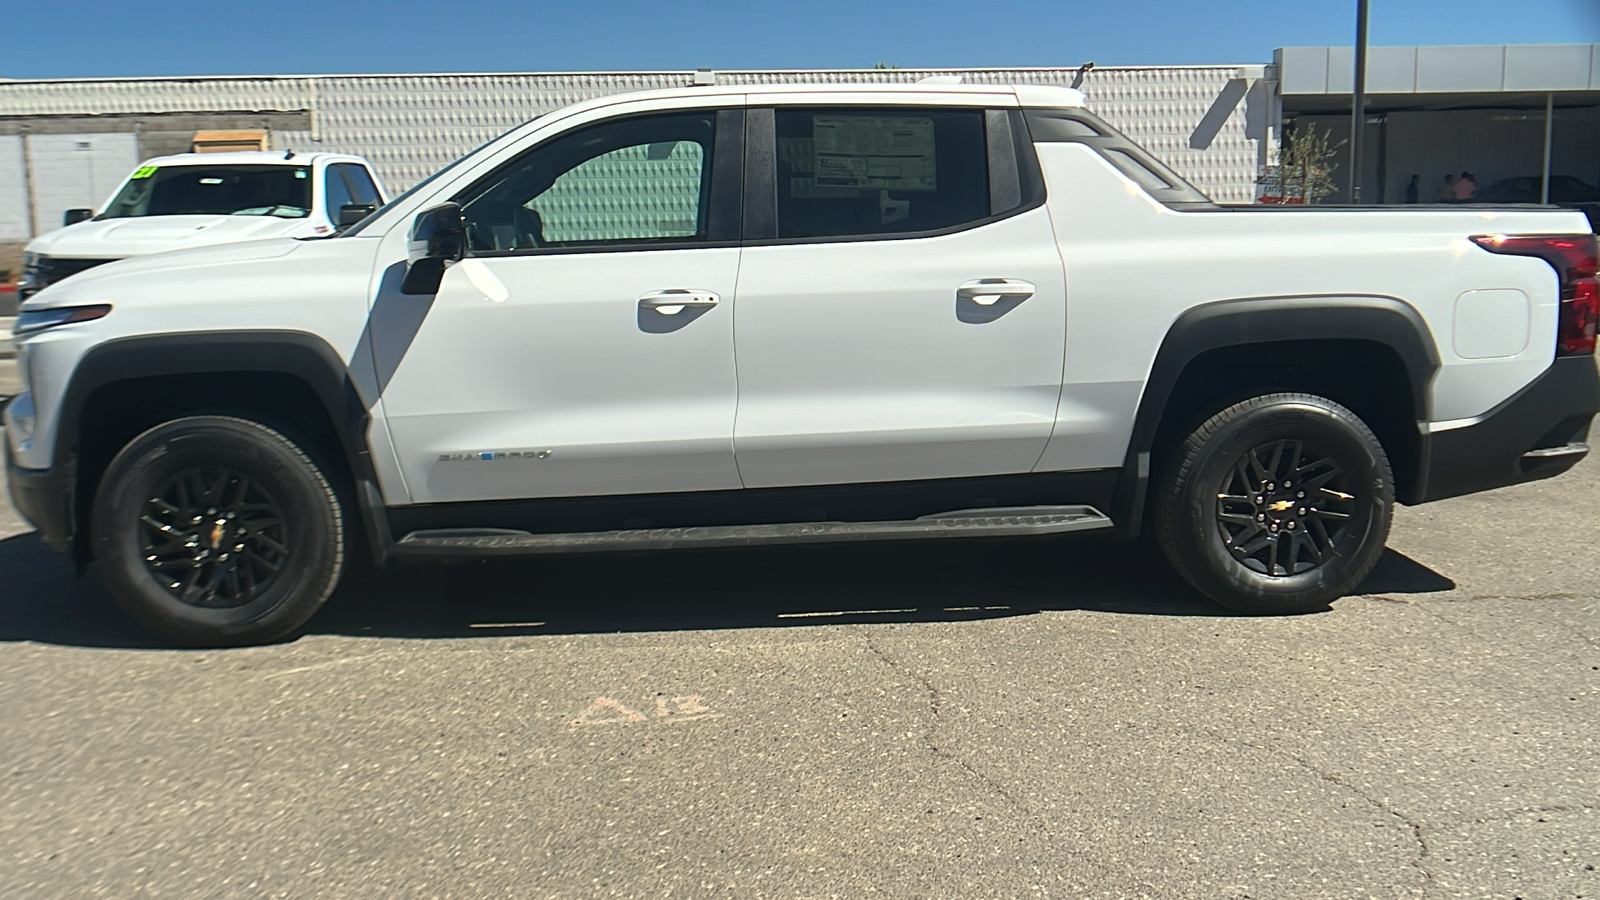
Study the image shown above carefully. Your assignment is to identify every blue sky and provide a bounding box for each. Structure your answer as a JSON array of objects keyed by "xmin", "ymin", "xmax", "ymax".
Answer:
[{"xmin": 7, "ymin": 0, "xmax": 1599, "ymax": 79}]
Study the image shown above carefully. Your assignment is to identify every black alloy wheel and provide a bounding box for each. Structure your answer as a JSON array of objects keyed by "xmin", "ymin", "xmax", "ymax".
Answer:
[
  {"xmin": 93, "ymin": 416, "xmax": 345, "ymax": 646},
  {"xmin": 1155, "ymin": 393, "xmax": 1393, "ymax": 615},
  {"xmin": 1214, "ymin": 438, "xmax": 1358, "ymax": 578},
  {"xmin": 139, "ymin": 466, "xmax": 292, "ymax": 608}
]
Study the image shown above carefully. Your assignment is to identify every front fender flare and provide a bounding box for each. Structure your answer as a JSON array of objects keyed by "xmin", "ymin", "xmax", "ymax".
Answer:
[{"xmin": 53, "ymin": 330, "xmax": 391, "ymax": 565}]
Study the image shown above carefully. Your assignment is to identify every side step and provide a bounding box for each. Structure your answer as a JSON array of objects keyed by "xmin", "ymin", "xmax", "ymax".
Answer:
[{"xmin": 391, "ymin": 505, "xmax": 1113, "ymax": 557}]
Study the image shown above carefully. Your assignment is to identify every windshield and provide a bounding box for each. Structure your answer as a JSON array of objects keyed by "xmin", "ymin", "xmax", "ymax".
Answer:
[{"xmin": 98, "ymin": 164, "xmax": 313, "ymax": 220}]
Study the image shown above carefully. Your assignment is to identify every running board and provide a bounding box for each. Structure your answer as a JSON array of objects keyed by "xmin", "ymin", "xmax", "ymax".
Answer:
[
  {"xmin": 391, "ymin": 505, "xmax": 1113, "ymax": 557},
  {"xmin": 1522, "ymin": 441, "xmax": 1588, "ymax": 460}
]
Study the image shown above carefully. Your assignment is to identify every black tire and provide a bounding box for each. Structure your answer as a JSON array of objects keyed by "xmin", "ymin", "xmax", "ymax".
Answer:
[
  {"xmin": 1155, "ymin": 393, "xmax": 1393, "ymax": 615},
  {"xmin": 91, "ymin": 416, "xmax": 345, "ymax": 646}
]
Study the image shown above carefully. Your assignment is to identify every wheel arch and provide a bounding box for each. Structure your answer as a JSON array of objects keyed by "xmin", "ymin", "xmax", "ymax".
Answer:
[
  {"xmin": 56, "ymin": 331, "xmax": 391, "ymax": 567},
  {"xmin": 1110, "ymin": 295, "xmax": 1441, "ymax": 538}
]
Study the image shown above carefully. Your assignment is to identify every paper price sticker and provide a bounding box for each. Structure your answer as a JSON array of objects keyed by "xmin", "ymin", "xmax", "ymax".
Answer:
[
  {"xmin": 130, "ymin": 165, "xmax": 159, "ymax": 180},
  {"xmin": 812, "ymin": 115, "xmax": 936, "ymax": 191}
]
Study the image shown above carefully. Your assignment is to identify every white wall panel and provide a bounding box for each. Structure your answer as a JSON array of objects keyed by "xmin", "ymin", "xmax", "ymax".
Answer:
[
  {"xmin": 0, "ymin": 78, "xmax": 312, "ymax": 116},
  {"xmin": 1073, "ymin": 67, "xmax": 1266, "ymax": 203},
  {"xmin": 26, "ymin": 133, "xmax": 139, "ymax": 234},
  {"xmin": 0, "ymin": 135, "xmax": 29, "ymax": 241}
]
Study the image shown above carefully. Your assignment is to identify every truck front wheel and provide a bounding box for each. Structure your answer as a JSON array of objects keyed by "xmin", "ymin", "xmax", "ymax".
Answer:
[
  {"xmin": 1155, "ymin": 393, "xmax": 1394, "ymax": 614},
  {"xmin": 91, "ymin": 416, "xmax": 345, "ymax": 646}
]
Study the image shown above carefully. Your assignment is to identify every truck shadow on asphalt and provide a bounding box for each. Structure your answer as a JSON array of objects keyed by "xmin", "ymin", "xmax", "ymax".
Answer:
[{"xmin": 0, "ymin": 530, "xmax": 1456, "ymax": 649}]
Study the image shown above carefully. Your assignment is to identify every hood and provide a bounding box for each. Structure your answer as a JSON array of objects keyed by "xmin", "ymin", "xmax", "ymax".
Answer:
[
  {"xmin": 27, "ymin": 214, "xmax": 319, "ymax": 260},
  {"xmin": 23, "ymin": 238, "xmax": 306, "ymax": 307}
]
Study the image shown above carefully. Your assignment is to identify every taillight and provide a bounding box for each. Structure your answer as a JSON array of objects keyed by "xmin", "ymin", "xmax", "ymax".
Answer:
[{"xmin": 1471, "ymin": 234, "xmax": 1600, "ymax": 356}]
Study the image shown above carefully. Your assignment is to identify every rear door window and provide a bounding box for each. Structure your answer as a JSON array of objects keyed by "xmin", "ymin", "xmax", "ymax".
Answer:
[{"xmin": 772, "ymin": 107, "xmax": 990, "ymax": 239}]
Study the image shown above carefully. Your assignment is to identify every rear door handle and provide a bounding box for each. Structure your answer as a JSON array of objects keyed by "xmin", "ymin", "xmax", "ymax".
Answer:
[
  {"xmin": 956, "ymin": 279, "xmax": 1035, "ymax": 306},
  {"xmin": 639, "ymin": 289, "xmax": 719, "ymax": 315}
]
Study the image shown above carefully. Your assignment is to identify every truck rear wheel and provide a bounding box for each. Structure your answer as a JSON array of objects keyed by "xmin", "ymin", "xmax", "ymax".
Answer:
[
  {"xmin": 1155, "ymin": 393, "xmax": 1393, "ymax": 614},
  {"xmin": 91, "ymin": 416, "xmax": 345, "ymax": 646}
]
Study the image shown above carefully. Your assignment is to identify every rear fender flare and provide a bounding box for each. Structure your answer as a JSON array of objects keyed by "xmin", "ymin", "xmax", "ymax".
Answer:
[{"xmin": 1110, "ymin": 295, "xmax": 1441, "ymax": 537}]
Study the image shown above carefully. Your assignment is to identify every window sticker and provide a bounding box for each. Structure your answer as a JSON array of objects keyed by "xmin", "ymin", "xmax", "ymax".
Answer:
[
  {"xmin": 812, "ymin": 116, "xmax": 936, "ymax": 191},
  {"xmin": 130, "ymin": 165, "xmax": 159, "ymax": 179}
]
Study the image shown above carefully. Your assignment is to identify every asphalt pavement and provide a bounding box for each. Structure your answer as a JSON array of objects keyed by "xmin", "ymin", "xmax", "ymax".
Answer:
[{"xmin": 0, "ymin": 435, "xmax": 1596, "ymax": 898}]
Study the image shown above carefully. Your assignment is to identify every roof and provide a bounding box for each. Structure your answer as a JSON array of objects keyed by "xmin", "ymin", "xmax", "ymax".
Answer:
[
  {"xmin": 1276, "ymin": 43, "xmax": 1600, "ymax": 95},
  {"xmin": 139, "ymin": 150, "xmax": 366, "ymax": 167},
  {"xmin": 523, "ymin": 82, "xmax": 1086, "ymax": 121}
]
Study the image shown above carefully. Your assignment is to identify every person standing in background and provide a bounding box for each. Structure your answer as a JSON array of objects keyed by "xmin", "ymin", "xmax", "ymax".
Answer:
[
  {"xmin": 1454, "ymin": 171, "xmax": 1477, "ymax": 200},
  {"xmin": 1405, "ymin": 174, "xmax": 1420, "ymax": 203},
  {"xmin": 1438, "ymin": 174, "xmax": 1456, "ymax": 201}
]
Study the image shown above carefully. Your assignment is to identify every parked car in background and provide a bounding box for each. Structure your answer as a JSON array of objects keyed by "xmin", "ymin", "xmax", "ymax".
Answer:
[
  {"xmin": 1470, "ymin": 175, "xmax": 1600, "ymax": 231},
  {"xmin": 19, "ymin": 151, "xmax": 386, "ymax": 299}
]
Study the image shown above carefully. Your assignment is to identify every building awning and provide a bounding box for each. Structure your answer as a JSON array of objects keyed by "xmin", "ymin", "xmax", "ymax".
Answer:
[{"xmin": 1276, "ymin": 44, "xmax": 1600, "ymax": 96}]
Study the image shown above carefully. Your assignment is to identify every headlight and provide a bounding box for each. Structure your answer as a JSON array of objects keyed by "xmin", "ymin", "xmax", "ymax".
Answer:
[
  {"xmin": 22, "ymin": 251, "xmax": 38, "ymax": 269},
  {"xmin": 13, "ymin": 304, "xmax": 112, "ymax": 337}
]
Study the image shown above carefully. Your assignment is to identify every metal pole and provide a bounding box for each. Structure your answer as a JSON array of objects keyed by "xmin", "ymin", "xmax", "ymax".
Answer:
[
  {"xmin": 1350, "ymin": 0, "xmax": 1370, "ymax": 203},
  {"xmin": 1541, "ymin": 92, "xmax": 1554, "ymax": 204}
]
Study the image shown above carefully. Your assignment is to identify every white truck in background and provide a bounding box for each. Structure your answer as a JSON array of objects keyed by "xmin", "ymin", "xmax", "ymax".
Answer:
[
  {"xmin": 19, "ymin": 151, "xmax": 386, "ymax": 299},
  {"xmin": 6, "ymin": 82, "xmax": 1598, "ymax": 646}
]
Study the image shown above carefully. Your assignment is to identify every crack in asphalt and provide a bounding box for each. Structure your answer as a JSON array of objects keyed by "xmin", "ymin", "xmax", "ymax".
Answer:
[
  {"xmin": 1405, "ymin": 595, "xmax": 1600, "ymax": 653},
  {"xmin": 852, "ymin": 631, "xmax": 1467, "ymax": 896},
  {"xmin": 1434, "ymin": 801, "xmax": 1600, "ymax": 829},
  {"xmin": 1184, "ymin": 726, "xmax": 1436, "ymax": 894},
  {"xmin": 857, "ymin": 628, "xmax": 1055, "ymax": 841}
]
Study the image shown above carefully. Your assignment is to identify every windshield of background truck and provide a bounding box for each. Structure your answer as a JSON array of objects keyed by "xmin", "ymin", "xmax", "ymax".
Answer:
[{"xmin": 98, "ymin": 164, "xmax": 314, "ymax": 219}]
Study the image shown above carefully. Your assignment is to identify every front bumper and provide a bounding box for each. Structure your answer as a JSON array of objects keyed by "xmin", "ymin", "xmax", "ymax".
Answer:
[
  {"xmin": 4, "ymin": 441, "xmax": 74, "ymax": 553},
  {"xmin": 1417, "ymin": 355, "xmax": 1600, "ymax": 503}
]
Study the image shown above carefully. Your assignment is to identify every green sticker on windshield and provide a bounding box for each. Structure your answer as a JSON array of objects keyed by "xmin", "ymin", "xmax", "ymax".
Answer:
[{"xmin": 130, "ymin": 165, "xmax": 159, "ymax": 179}]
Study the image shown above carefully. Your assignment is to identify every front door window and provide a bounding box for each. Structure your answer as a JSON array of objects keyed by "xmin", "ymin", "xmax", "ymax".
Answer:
[{"xmin": 457, "ymin": 112, "xmax": 717, "ymax": 252}]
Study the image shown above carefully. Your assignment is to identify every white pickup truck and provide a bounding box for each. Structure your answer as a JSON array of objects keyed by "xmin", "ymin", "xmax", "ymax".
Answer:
[
  {"xmin": 19, "ymin": 151, "xmax": 386, "ymax": 299},
  {"xmin": 6, "ymin": 82, "xmax": 1598, "ymax": 646}
]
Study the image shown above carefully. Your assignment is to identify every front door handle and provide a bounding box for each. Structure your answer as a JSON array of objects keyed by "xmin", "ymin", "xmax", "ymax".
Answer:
[
  {"xmin": 639, "ymin": 289, "xmax": 719, "ymax": 315},
  {"xmin": 956, "ymin": 279, "xmax": 1035, "ymax": 306}
]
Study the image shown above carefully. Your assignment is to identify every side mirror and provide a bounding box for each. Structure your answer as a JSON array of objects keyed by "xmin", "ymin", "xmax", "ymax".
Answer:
[
  {"xmin": 63, "ymin": 208, "xmax": 94, "ymax": 227},
  {"xmin": 338, "ymin": 203, "xmax": 376, "ymax": 227},
  {"xmin": 401, "ymin": 203, "xmax": 466, "ymax": 295}
]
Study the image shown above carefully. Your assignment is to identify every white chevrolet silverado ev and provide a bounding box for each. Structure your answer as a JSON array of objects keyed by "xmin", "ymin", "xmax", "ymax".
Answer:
[
  {"xmin": 19, "ymin": 151, "xmax": 386, "ymax": 300},
  {"xmin": 6, "ymin": 83, "xmax": 1598, "ymax": 646}
]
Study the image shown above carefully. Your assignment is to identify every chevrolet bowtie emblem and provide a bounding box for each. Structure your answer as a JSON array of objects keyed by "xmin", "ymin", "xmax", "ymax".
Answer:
[{"xmin": 1267, "ymin": 500, "xmax": 1296, "ymax": 512}]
